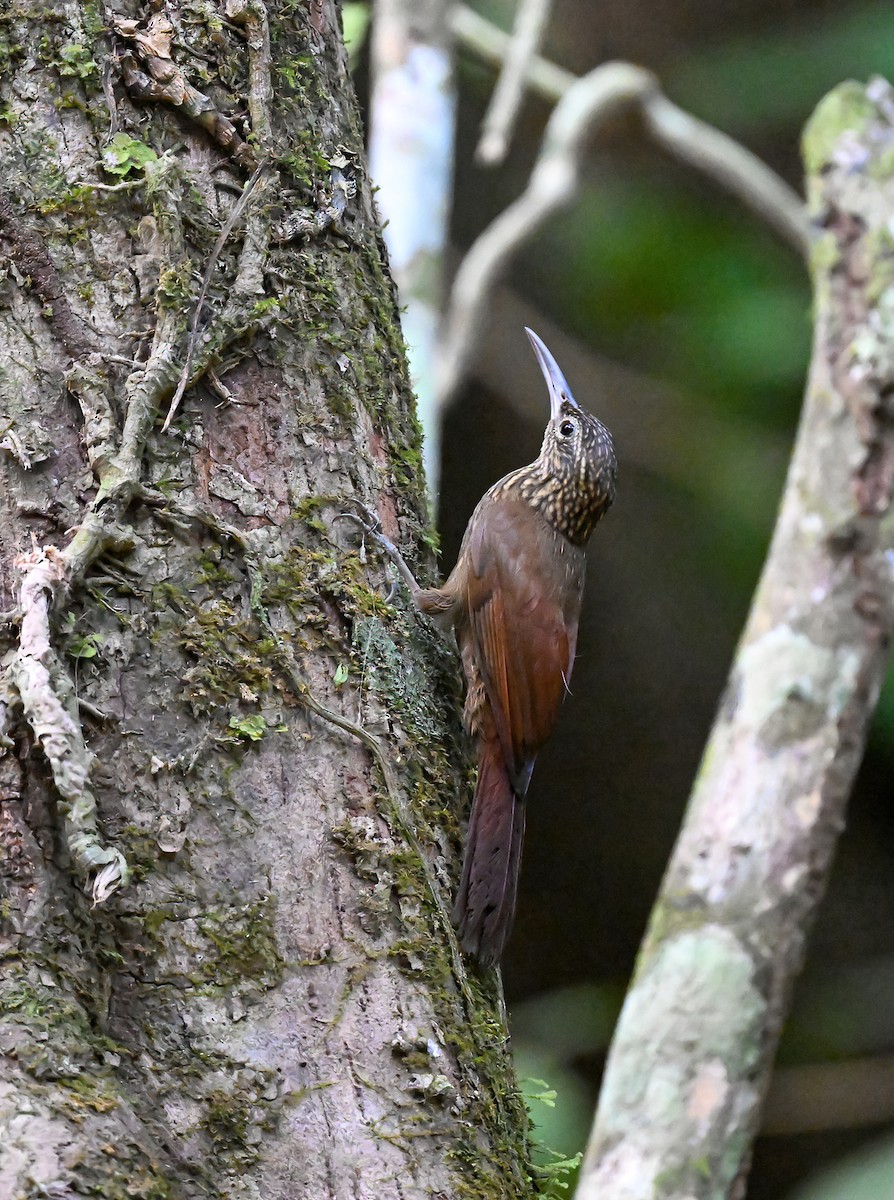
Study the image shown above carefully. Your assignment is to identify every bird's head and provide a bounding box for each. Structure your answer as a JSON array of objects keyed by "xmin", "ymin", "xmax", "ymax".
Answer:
[{"xmin": 525, "ymin": 327, "xmax": 617, "ymax": 542}]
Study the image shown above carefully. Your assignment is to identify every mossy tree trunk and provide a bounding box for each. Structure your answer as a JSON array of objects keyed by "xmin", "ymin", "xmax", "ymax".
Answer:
[{"xmin": 0, "ymin": 3, "xmax": 531, "ymax": 1196}]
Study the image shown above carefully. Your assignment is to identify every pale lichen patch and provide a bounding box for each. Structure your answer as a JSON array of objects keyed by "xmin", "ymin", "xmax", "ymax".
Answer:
[{"xmin": 736, "ymin": 626, "xmax": 859, "ymax": 751}]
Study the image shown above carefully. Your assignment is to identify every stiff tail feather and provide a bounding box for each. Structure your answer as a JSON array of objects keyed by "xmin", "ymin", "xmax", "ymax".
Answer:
[{"xmin": 452, "ymin": 738, "xmax": 526, "ymax": 964}]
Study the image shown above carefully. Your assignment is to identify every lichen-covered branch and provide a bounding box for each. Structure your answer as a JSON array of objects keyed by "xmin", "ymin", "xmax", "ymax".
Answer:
[
  {"xmin": 576, "ymin": 78, "xmax": 894, "ymax": 1200},
  {"xmin": 161, "ymin": 162, "xmax": 270, "ymax": 431},
  {"xmin": 225, "ymin": 0, "xmax": 274, "ymax": 149}
]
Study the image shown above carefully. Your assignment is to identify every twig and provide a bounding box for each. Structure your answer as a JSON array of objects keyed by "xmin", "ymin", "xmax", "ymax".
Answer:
[
  {"xmin": 575, "ymin": 79, "xmax": 894, "ymax": 1200},
  {"xmin": 160, "ymin": 0, "xmax": 274, "ymax": 432},
  {"xmin": 72, "ymin": 177, "xmax": 144, "ymax": 193},
  {"xmin": 440, "ymin": 22, "xmax": 810, "ymax": 409},
  {"xmin": 65, "ymin": 364, "xmax": 118, "ymax": 482},
  {"xmin": 439, "ymin": 61, "xmax": 646, "ymax": 407},
  {"xmin": 642, "ymin": 92, "xmax": 810, "ymax": 250},
  {"xmin": 160, "ymin": 161, "xmax": 268, "ymax": 432},
  {"xmin": 225, "ymin": 0, "xmax": 273, "ymax": 150},
  {"xmin": 101, "ymin": 54, "xmax": 120, "ymax": 139},
  {"xmin": 338, "ymin": 505, "xmax": 424, "ymax": 599},
  {"xmin": 450, "ymin": 4, "xmax": 574, "ymax": 101},
  {"xmin": 476, "ymin": 0, "xmax": 553, "ymax": 166},
  {"xmin": 272, "ymin": 151, "xmax": 357, "ymax": 244}
]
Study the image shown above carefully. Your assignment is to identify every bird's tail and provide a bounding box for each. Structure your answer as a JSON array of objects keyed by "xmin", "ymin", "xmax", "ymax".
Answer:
[{"xmin": 452, "ymin": 737, "xmax": 526, "ymax": 965}]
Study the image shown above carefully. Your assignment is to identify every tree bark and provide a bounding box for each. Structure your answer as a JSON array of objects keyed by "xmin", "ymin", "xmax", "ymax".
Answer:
[
  {"xmin": 0, "ymin": 3, "xmax": 532, "ymax": 1197},
  {"xmin": 576, "ymin": 77, "xmax": 894, "ymax": 1200}
]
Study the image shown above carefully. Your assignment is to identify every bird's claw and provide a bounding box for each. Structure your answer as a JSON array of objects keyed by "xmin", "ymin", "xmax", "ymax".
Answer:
[
  {"xmin": 336, "ymin": 500, "xmax": 422, "ymax": 599},
  {"xmin": 336, "ymin": 500, "xmax": 381, "ymax": 537}
]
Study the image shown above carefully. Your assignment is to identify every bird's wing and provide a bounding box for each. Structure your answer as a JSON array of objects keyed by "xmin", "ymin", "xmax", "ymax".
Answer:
[{"xmin": 464, "ymin": 497, "xmax": 580, "ymax": 796}]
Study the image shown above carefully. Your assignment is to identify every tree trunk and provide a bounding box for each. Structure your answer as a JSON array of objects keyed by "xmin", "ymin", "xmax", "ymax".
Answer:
[{"xmin": 0, "ymin": 3, "xmax": 531, "ymax": 1197}]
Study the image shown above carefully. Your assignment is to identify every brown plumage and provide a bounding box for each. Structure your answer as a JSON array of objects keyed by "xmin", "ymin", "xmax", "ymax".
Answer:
[{"xmin": 417, "ymin": 329, "xmax": 617, "ymax": 963}]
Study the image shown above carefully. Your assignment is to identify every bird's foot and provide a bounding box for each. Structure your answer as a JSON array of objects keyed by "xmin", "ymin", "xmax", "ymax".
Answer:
[{"xmin": 338, "ymin": 502, "xmax": 423, "ymax": 598}]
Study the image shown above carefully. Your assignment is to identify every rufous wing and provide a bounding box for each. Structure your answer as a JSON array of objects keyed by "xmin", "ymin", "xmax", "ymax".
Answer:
[{"xmin": 463, "ymin": 497, "xmax": 581, "ymax": 795}]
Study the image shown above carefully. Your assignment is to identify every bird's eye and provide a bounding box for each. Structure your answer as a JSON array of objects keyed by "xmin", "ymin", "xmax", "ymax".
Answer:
[{"xmin": 559, "ymin": 419, "xmax": 576, "ymax": 438}]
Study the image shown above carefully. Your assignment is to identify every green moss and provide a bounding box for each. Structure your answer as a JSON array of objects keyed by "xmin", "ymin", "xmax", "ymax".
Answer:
[
  {"xmin": 204, "ymin": 1088, "xmax": 253, "ymax": 1150},
  {"xmin": 117, "ymin": 824, "xmax": 162, "ymax": 883},
  {"xmin": 638, "ymin": 886, "xmax": 711, "ymax": 961},
  {"xmin": 57, "ymin": 38, "xmax": 98, "ymax": 81},
  {"xmin": 156, "ymin": 259, "xmax": 195, "ymax": 307},
  {"xmin": 160, "ymin": 591, "xmax": 277, "ymax": 717},
  {"xmin": 59, "ymin": 1071, "xmax": 121, "ymax": 1113},
  {"xmin": 200, "ymin": 1073, "xmax": 282, "ymax": 1175},
  {"xmin": 195, "ymin": 900, "xmax": 283, "ymax": 989},
  {"xmin": 0, "ymin": 964, "xmax": 125, "ymax": 1100}
]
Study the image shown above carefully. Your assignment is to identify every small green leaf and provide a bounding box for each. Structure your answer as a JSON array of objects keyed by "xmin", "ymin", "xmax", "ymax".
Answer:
[
  {"xmin": 101, "ymin": 133, "xmax": 157, "ymax": 179},
  {"xmin": 524, "ymin": 1078, "xmax": 558, "ymax": 1108},
  {"xmin": 333, "ymin": 662, "xmax": 349, "ymax": 688},
  {"xmin": 58, "ymin": 41, "xmax": 98, "ymax": 81},
  {"xmin": 69, "ymin": 632, "xmax": 104, "ymax": 659},
  {"xmin": 228, "ymin": 714, "xmax": 267, "ymax": 741}
]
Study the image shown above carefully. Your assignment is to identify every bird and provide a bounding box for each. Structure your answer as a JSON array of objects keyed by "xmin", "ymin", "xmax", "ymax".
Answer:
[
  {"xmin": 420, "ymin": 329, "xmax": 617, "ymax": 963},
  {"xmin": 356, "ymin": 329, "xmax": 617, "ymax": 963}
]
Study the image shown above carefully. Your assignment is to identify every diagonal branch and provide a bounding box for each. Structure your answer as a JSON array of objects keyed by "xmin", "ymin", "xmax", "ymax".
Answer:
[
  {"xmin": 476, "ymin": 0, "xmax": 553, "ymax": 165},
  {"xmin": 575, "ymin": 78, "xmax": 894, "ymax": 1200}
]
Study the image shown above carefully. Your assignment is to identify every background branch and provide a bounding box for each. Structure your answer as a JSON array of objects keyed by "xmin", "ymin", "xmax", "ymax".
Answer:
[
  {"xmin": 575, "ymin": 78, "xmax": 894, "ymax": 1199},
  {"xmin": 475, "ymin": 0, "xmax": 553, "ymax": 165},
  {"xmin": 369, "ymin": 0, "xmax": 455, "ymax": 501}
]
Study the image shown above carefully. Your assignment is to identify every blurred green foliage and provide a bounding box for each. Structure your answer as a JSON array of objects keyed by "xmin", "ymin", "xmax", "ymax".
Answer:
[
  {"xmin": 342, "ymin": 3, "xmax": 370, "ymax": 66},
  {"xmin": 542, "ymin": 179, "xmax": 810, "ymax": 427},
  {"xmin": 670, "ymin": 1, "xmax": 894, "ymax": 137},
  {"xmin": 525, "ymin": 172, "xmax": 803, "ymax": 596},
  {"xmin": 513, "ymin": 983, "xmax": 621, "ymax": 1183}
]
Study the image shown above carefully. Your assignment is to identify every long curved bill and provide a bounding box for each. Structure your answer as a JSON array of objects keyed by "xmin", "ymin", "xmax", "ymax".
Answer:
[{"xmin": 524, "ymin": 327, "xmax": 582, "ymax": 420}]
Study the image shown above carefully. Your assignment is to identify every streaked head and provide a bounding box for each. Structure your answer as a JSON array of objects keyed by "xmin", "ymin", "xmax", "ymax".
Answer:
[{"xmin": 524, "ymin": 328, "xmax": 617, "ymax": 543}]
